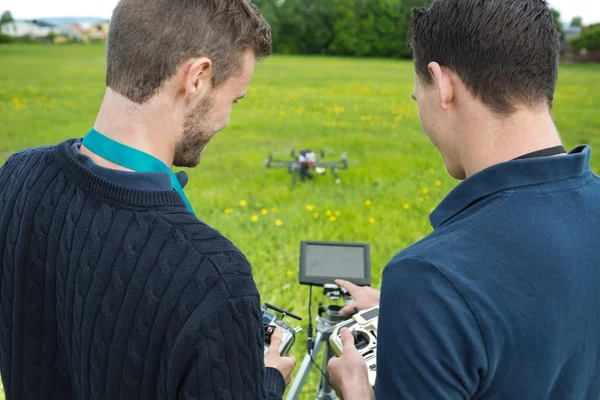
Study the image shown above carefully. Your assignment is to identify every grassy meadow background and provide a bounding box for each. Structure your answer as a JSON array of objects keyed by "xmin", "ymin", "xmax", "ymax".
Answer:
[{"xmin": 1, "ymin": 44, "xmax": 599, "ymax": 399}]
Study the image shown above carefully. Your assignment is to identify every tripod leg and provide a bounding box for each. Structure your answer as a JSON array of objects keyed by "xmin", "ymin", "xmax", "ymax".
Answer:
[
  {"xmin": 315, "ymin": 340, "xmax": 338, "ymax": 400},
  {"xmin": 285, "ymin": 331, "xmax": 327, "ymax": 400},
  {"xmin": 285, "ymin": 354, "xmax": 315, "ymax": 400}
]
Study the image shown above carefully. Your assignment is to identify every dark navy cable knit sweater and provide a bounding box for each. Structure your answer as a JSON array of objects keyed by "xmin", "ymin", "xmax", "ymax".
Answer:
[{"xmin": 0, "ymin": 139, "xmax": 285, "ymax": 399}]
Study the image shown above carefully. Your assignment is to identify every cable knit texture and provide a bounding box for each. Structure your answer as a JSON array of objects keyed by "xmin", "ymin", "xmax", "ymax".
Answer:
[{"xmin": 0, "ymin": 140, "xmax": 286, "ymax": 399}]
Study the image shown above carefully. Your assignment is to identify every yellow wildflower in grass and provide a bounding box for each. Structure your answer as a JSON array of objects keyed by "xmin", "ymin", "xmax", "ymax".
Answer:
[
  {"xmin": 239, "ymin": 200, "xmax": 247, "ymax": 207},
  {"xmin": 364, "ymin": 200, "xmax": 372, "ymax": 206},
  {"xmin": 436, "ymin": 180, "xmax": 442, "ymax": 186},
  {"xmin": 334, "ymin": 107, "xmax": 344, "ymax": 114},
  {"xmin": 404, "ymin": 204, "xmax": 410, "ymax": 210},
  {"xmin": 326, "ymin": 210, "xmax": 332, "ymax": 216},
  {"xmin": 261, "ymin": 209, "xmax": 268, "ymax": 215},
  {"xmin": 224, "ymin": 208, "xmax": 233, "ymax": 214},
  {"xmin": 11, "ymin": 97, "xmax": 26, "ymax": 111},
  {"xmin": 276, "ymin": 220, "xmax": 283, "ymax": 227},
  {"xmin": 422, "ymin": 188, "xmax": 429, "ymax": 194},
  {"xmin": 251, "ymin": 215, "xmax": 259, "ymax": 222},
  {"xmin": 335, "ymin": 211, "xmax": 341, "ymax": 216},
  {"xmin": 419, "ymin": 197, "xmax": 424, "ymax": 202},
  {"xmin": 271, "ymin": 207, "xmax": 277, "ymax": 212},
  {"xmin": 330, "ymin": 216, "xmax": 336, "ymax": 222},
  {"xmin": 306, "ymin": 205, "xmax": 314, "ymax": 211},
  {"xmin": 286, "ymin": 271, "xmax": 293, "ymax": 277},
  {"xmin": 278, "ymin": 111, "xmax": 285, "ymax": 117},
  {"xmin": 369, "ymin": 218, "xmax": 375, "ymax": 224},
  {"xmin": 313, "ymin": 213, "xmax": 319, "ymax": 218}
]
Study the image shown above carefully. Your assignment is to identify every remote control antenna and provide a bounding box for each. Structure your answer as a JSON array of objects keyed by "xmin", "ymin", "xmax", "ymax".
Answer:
[{"xmin": 265, "ymin": 303, "xmax": 303, "ymax": 321}]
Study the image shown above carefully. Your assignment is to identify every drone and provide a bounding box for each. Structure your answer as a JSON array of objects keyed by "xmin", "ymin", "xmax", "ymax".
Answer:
[{"xmin": 264, "ymin": 148, "xmax": 356, "ymax": 187}]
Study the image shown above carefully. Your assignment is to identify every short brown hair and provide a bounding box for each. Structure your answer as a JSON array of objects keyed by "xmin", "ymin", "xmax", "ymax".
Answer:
[
  {"xmin": 106, "ymin": 0, "xmax": 272, "ymax": 103},
  {"xmin": 409, "ymin": 0, "xmax": 560, "ymax": 115}
]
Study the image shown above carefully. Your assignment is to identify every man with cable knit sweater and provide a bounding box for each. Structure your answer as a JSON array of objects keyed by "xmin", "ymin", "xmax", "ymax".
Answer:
[{"xmin": 0, "ymin": 0, "xmax": 296, "ymax": 399}]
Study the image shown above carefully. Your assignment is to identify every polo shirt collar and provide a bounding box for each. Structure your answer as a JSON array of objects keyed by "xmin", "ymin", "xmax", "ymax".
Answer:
[{"xmin": 430, "ymin": 145, "xmax": 593, "ymax": 229}]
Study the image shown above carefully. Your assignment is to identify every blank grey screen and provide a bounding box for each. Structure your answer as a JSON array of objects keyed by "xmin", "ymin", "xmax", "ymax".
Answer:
[{"xmin": 305, "ymin": 245, "xmax": 365, "ymax": 278}]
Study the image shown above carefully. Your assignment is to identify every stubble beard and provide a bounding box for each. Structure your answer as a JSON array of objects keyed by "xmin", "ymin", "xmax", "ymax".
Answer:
[{"xmin": 173, "ymin": 92, "xmax": 216, "ymax": 168}]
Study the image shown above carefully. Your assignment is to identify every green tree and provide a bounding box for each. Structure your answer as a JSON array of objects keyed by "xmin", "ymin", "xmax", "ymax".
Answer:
[
  {"xmin": 570, "ymin": 26, "xmax": 600, "ymax": 50},
  {"xmin": 551, "ymin": 8, "xmax": 563, "ymax": 34},
  {"xmin": 570, "ymin": 16, "xmax": 582, "ymax": 28},
  {"xmin": 587, "ymin": 23, "xmax": 600, "ymax": 30},
  {"xmin": 1, "ymin": 10, "xmax": 14, "ymax": 25},
  {"xmin": 253, "ymin": 0, "xmax": 432, "ymax": 58}
]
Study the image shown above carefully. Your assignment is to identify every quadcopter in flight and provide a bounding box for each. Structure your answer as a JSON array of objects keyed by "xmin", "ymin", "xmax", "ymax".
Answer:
[{"xmin": 264, "ymin": 148, "xmax": 356, "ymax": 187}]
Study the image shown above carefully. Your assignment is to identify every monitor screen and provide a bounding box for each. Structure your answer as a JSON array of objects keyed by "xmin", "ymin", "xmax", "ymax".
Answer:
[{"xmin": 299, "ymin": 241, "xmax": 371, "ymax": 286}]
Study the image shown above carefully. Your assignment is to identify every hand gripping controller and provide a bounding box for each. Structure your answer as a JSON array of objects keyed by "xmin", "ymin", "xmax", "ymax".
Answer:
[
  {"xmin": 330, "ymin": 305, "xmax": 379, "ymax": 386},
  {"xmin": 262, "ymin": 303, "xmax": 303, "ymax": 356}
]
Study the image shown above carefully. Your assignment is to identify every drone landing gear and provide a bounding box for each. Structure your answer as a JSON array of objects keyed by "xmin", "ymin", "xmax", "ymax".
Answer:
[
  {"xmin": 331, "ymin": 168, "xmax": 342, "ymax": 184},
  {"xmin": 292, "ymin": 169, "xmax": 313, "ymax": 188}
]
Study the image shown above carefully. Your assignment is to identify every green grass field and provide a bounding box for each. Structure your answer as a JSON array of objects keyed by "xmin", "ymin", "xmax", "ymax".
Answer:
[{"xmin": 0, "ymin": 44, "xmax": 599, "ymax": 399}]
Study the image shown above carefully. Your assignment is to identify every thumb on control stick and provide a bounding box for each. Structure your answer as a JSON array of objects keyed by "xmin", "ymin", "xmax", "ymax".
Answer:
[
  {"xmin": 340, "ymin": 328, "xmax": 357, "ymax": 351},
  {"xmin": 267, "ymin": 327, "xmax": 283, "ymax": 355}
]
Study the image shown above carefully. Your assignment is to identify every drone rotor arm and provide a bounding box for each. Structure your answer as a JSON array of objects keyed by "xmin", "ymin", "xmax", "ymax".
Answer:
[
  {"xmin": 314, "ymin": 160, "xmax": 348, "ymax": 169},
  {"xmin": 265, "ymin": 159, "xmax": 297, "ymax": 168}
]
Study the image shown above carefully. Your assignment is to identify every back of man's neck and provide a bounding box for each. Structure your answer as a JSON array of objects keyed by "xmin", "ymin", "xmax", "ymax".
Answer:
[
  {"xmin": 86, "ymin": 89, "xmax": 177, "ymax": 169},
  {"xmin": 461, "ymin": 108, "xmax": 564, "ymax": 178}
]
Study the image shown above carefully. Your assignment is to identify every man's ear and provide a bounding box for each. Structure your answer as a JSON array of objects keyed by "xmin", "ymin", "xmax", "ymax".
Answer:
[
  {"xmin": 184, "ymin": 57, "xmax": 213, "ymax": 102},
  {"xmin": 428, "ymin": 62, "xmax": 454, "ymax": 111}
]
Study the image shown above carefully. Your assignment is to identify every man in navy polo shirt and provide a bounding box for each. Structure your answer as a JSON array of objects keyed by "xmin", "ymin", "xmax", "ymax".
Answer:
[{"xmin": 328, "ymin": 1, "xmax": 600, "ymax": 399}]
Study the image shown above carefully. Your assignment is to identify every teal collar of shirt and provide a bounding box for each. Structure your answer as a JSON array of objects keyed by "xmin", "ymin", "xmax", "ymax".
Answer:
[
  {"xmin": 430, "ymin": 145, "xmax": 594, "ymax": 229},
  {"xmin": 71, "ymin": 139, "xmax": 189, "ymax": 190}
]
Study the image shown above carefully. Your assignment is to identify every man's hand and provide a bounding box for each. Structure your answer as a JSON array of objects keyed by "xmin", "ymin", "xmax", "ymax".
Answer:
[
  {"xmin": 264, "ymin": 327, "xmax": 297, "ymax": 385},
  {"xmin": 327, "ymin": 328, "xmax": 375, "ymax": 400},
  {"xmin": 335, "ymin": 279, "xmax": 381, "ymax": 317}
]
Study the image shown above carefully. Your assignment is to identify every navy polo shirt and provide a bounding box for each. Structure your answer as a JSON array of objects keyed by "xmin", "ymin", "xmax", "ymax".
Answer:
[{"xmin": 375, "ymin": 146, "xmax": 600, "ymax": 399}]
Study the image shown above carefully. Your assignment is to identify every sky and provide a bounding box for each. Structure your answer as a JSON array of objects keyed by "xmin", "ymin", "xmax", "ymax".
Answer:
[{"xmin": 2, "ymin": 0, "xmax": 600, "ymax": 26}]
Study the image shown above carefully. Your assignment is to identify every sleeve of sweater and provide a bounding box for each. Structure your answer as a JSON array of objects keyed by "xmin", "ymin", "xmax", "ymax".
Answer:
[
  {"xmin": 171, "ymin": 285, "xmax": 286, "ymax": 399},
  {"xmin": 373, "ymin": 257, "xmax": 488, "ymax": 399}
]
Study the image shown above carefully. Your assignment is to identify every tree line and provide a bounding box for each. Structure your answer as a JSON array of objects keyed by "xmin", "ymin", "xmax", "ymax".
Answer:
[
  {"xmin": 253, "ymin": 0, "xmax": 432, "ymax": 59},
  {"xmin": 3, "ymin": 5, "xmax": 594, "ymax": 54},
  {"xmin": 254, "ymin": 1, "xmax": 586, "ymax": 59}
]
